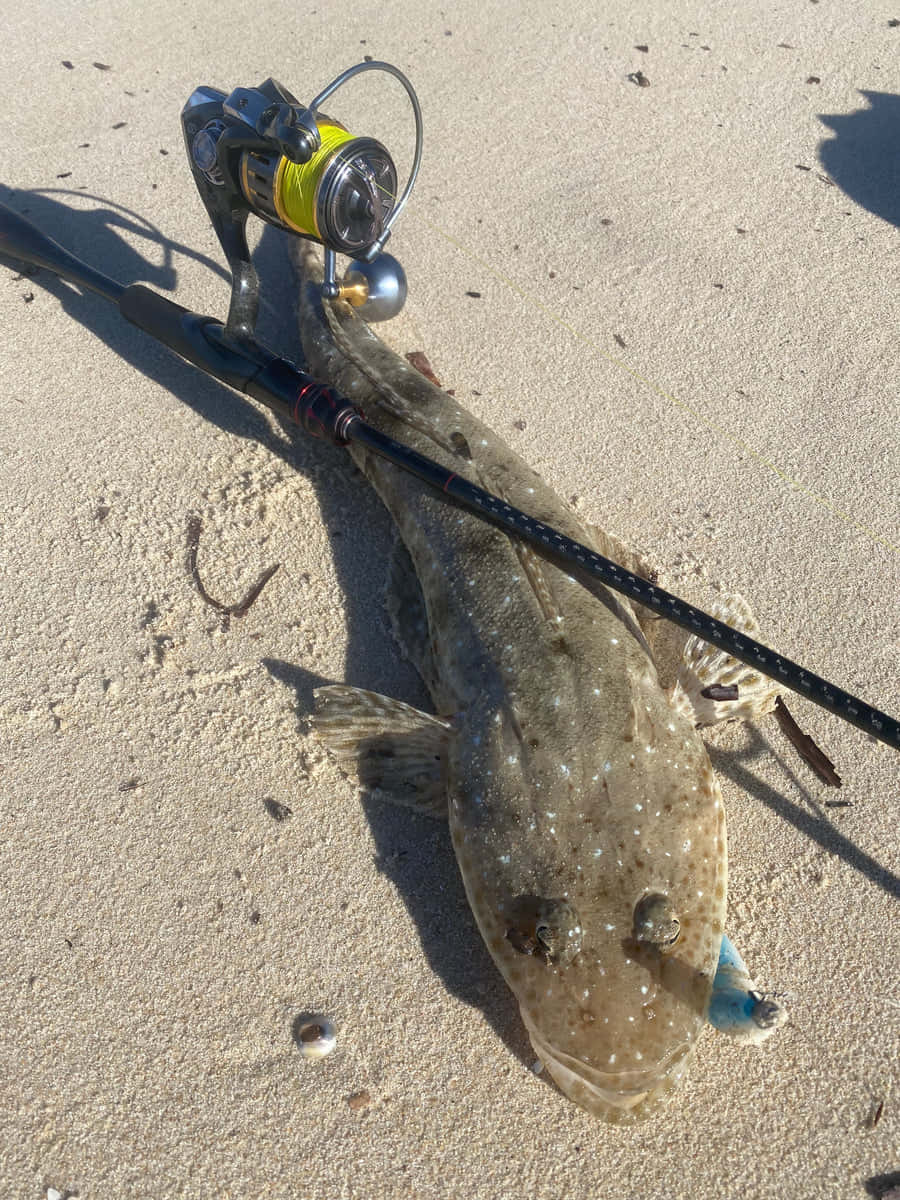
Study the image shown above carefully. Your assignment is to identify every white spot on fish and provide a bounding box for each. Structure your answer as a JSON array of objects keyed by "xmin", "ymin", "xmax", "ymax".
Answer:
[{"xmin": 610, "ymin": 637, "xmax": 619, "ymax": 645}]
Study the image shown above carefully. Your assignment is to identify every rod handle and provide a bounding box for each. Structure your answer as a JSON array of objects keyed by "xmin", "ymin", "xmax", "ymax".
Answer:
[
  {"xmin": 119, "ymin": 284, "xmax": 264, "ymax": 392},
  {"xmin": 0, "ymin": 201, "xmax": 123, "ymax": 303}
]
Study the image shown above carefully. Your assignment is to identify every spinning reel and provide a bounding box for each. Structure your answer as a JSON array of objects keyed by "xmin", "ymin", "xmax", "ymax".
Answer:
[{"xmin": 181, "ymin": 61, "xmax": 422, "ymax": 339}]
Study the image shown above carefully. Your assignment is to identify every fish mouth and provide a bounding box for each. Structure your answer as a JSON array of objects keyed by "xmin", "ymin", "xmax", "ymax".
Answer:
[{"xmin": 522, "ymin": 1013, "xmax": 694, "ymax": 1124}]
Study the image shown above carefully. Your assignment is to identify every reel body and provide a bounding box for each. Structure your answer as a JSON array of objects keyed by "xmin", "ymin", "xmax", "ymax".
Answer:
[{"xmin": 181, "ymin": 63, "xmax": 421, "ymax": 336}]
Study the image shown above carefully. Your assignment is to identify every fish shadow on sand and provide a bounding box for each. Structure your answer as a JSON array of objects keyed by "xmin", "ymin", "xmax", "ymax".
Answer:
[
  {"xmin": 0, "ymin": 189, "xmax": 533, "ymax": 1066},
  {"xmin": 818, "ymin": 91, "xmax": 900, "ymax": 228},
  {"xmin": 262, "ymin": 658, "xmax": 533, "ymax": 1068}
]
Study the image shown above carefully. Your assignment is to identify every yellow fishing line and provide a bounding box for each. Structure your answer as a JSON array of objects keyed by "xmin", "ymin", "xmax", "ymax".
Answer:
[{"xmin": 277, "ymin": 122, "xmax": 354, "ymax": 237}]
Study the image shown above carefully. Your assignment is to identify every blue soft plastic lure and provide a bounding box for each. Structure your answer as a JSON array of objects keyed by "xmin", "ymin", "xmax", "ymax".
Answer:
[{"xmin": 709, "ymin": 935, "xmax": 786, "ymax": 1043}]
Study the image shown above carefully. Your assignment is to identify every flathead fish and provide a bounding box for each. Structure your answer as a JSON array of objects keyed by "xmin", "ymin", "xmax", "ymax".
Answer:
[{"xmin": 292, "ymin": 244, "xmax": 782, "ymax": 1122}]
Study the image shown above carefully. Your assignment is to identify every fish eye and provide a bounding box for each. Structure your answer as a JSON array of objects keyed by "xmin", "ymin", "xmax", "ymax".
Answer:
[
  {"xmin": 504, "ymin": 896, "xmax": 583, "ymax": 966},
  {"xmin": 632, "ymin": 892, "xmax": 681, "ymax": 952}
]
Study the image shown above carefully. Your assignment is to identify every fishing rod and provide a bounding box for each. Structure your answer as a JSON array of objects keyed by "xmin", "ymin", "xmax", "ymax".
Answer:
[{"xmin": 1, "ymin": 61, "xmax": 896, "ymax": 754}]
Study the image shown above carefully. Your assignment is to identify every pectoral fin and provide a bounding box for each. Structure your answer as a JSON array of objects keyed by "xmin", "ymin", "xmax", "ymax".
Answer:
[{"xmin": 312, "ymin": 685, "xmax": 451, "ymax": 817}]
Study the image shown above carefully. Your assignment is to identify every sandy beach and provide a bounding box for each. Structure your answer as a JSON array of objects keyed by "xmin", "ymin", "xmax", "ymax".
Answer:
[{"xmin": 1, "ymin": 2, "xmax": 898, "ymax": 1197}]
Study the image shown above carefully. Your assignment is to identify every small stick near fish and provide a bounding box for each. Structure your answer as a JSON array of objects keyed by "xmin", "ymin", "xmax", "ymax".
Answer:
[
  {"xmin": 405, "ymin": 350, "xmax": 442, "ymax": 387},
  {"xmin": 864, "ymin": 1095, "xmax": 885, "ymax": 1130},
  {"xmin": 773, "ymin": 696, "xmax": 841, "ymax": 787}
]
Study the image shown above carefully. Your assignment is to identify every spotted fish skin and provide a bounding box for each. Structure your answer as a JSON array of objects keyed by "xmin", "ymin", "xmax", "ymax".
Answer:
[{"xmin": 293, "ymin": 244, "xmax": 727, "ymax": 1122}]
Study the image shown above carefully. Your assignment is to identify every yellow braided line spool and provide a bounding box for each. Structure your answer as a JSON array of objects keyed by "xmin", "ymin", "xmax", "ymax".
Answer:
[{"xmin": 275, "ymin": 121, "xmax": 354, "ymax": 238}]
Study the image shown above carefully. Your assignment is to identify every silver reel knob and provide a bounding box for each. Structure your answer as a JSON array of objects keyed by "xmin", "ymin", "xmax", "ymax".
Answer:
[{"xmin": 338, "ymin": 253, "xmax": 408, "ymax": 322}]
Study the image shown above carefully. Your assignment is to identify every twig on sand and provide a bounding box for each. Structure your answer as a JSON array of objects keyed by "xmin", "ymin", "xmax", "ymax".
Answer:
[
  {"xmin": 774, "ymin": 696, "xmax": 841, "ymax": 787},
  {"xmin": 186, "ymin": 515, "xmax": 280, "ymax": 618}
]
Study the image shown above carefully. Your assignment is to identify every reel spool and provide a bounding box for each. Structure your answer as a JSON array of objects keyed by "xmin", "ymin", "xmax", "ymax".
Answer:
[{"xmin": 182, "ymin": 61, "xmax": 422, "ymax": 336}]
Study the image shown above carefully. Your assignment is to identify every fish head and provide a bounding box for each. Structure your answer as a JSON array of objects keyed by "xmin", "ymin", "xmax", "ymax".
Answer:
[
  {"xmin": 451, "ymin": 702, "xmax": 727, "ymax": 1124},
  {"xmin": 509, "ymin": 872, "xmax": 723, "ymax": 1124}
]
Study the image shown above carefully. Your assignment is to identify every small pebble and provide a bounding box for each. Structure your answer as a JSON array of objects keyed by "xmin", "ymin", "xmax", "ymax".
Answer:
[{"xmin": 347, "ymin": 1089, "xmax": 372, "ymax": 1110}]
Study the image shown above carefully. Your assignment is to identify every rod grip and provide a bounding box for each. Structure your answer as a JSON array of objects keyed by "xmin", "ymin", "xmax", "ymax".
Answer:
[
  {"xmin": 0, "ymin": 201, "xmax": 123, "ymax": 302},
  {"xmin": 118, "ymin": 284, "xmax": 263, "ymax": 392}
]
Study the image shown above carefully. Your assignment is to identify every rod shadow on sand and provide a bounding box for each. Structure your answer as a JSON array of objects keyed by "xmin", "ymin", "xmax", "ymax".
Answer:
[
  {"xmin": 3, "ymin": 190, "xmax": 893, "ymax": 1077},
  {"xmin": 710, "ymin": 727, "xmax": 900, "ymax": 901}
]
